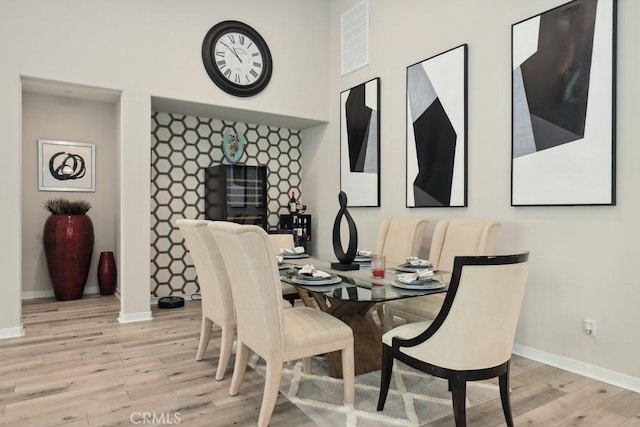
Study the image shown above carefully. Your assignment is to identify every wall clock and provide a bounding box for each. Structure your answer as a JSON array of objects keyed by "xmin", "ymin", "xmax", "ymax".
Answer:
[{"xmin": 202, "ymin": 20, "xmax": 273, "ymax": 97}]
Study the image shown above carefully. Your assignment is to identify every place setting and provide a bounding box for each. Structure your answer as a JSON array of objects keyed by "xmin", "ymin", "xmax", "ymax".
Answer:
[
  {"xmin": 292, "ymin": 264, "xmax": 342, "ymax": 285},
  {"xmin": 353, "ymin": 249, "xmax": 373, "ymax": 263},
  {"xmin": 275, "ymin": 255, "xmax": 294, "ymax": 271},
  {"xmin": 394, "ymin": 256, "xmax": 434, "ymax": 273},
  {"xmin": 393, "ymin": 270, "xmax": 446, "ymax": 290},
  {"xmin": 279, "ymin": 246, "xmax": 310, "ymax": 259},
  {"xmin": 392, "ymin": 258, "xmax": 446, "ymax": 290}
]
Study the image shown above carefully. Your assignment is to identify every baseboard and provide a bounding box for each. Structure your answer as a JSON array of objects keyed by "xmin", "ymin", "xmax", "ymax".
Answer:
[
  {"xmin": 22, "ymin": 285, "xmax": 100, "ymax": 300},
  {"xmin": 118, "ymin": 310, "xmax": 153, "ymax": 323},
  {"xmin": 0, "ymin": 324, "xmax": 25, "ymax": 339},
  {"xmin": 513, "ymin": 343, "xmax": 640, "ymax": 393}
]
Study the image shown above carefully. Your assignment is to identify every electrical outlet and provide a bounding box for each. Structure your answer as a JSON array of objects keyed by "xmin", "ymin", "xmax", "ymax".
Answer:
[{"xmin": 583, "ymin": 318, "xmax": 597, "ymax": 336}]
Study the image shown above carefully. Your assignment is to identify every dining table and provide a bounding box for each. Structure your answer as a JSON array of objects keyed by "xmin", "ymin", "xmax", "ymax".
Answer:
[{"xmin": 279, "ymin": 256, "xmax": 451, "ymax": 378}]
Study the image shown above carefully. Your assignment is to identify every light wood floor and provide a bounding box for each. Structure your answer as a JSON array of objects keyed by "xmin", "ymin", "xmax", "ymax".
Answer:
[{"xmin": 1, "ymin": 295, "xmax": 639, "ymax": 426}]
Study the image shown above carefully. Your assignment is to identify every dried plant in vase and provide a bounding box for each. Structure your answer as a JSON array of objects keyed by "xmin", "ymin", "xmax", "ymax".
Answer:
[{"xmin": 43, "ymin": 198, "xmax": 92, "ymax": 215}]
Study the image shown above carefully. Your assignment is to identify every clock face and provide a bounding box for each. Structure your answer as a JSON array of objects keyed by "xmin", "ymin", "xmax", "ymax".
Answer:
[
  {"xmin": 202, "ymin": 21, "xmax": 272, "ymax": 97},
  {"xmin": 214, "ymin": 31, "xmax": 264, "ymax": 86}
]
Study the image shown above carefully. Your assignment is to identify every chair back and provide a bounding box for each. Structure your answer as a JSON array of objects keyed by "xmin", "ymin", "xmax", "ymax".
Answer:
[
  {"xmin": 374, "ymin": 217, "xmax": 429, "ymax": 266},
  {"xmin": 176, "ymin": 219, "xmax": 234, "ymax": 325},
  {"xmin": 402, "ymin": 253, "xmax": 529, "ymax": 370},
  {"xmin": 429, "ymin": 219, "xmax": 500, "ymax": 272},
  {"xmin": 208, "ymin": 221, "xmax": 285, "ymax": 356},
  {"xmin": 267, "ymin": 231, "xmax": 296, "ymax": 256}
]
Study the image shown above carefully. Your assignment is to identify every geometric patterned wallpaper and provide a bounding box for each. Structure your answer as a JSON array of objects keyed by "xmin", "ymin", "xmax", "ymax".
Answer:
[{"xmin": 150, "ymin": 111, "xmax": 302, "ymax": 297}]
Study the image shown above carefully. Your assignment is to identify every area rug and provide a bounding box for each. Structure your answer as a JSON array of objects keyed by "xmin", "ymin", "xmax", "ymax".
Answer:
[{"xmin": 249, "ymin": 355, "xmax": 499, "ymax": 426}]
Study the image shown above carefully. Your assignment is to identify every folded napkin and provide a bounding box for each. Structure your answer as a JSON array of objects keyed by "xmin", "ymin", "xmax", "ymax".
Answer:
[
  {"xmin": 299, "ymin": 264, "xmax": 331, "ymax": 278},
  {"xmin": 357, "ymin": 249, "xmax": 372, "ymax": 257},
  {"xmin": 406, "ymin": 256, "xmax": 433, "ymax": 267},
  {"xmin": 280, "ymin": 246, "xmax": 306, "ymax": 255},
  {"xmin": 397, "ymin": 268, "xmax": 434, "ymax": 284}
]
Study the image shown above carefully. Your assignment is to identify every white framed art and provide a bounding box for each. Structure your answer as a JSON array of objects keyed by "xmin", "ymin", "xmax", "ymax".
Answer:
[{"xmin": 38, "ymin": 139, "xmax": 96, "ymax": 192}]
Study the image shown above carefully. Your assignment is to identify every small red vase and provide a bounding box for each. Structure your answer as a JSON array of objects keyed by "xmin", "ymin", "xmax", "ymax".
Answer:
[{"xmin": 98, "ymin": 251, "xmax": 117, "ymax": 295}]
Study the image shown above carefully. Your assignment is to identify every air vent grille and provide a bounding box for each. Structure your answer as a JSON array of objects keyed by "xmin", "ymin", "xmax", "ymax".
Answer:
[{"xmin": 341, "ymin": 0, "xmax": 369, "ymax": 75}]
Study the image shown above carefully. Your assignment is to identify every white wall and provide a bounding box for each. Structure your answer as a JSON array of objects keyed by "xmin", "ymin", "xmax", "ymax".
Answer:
[
  {"xmin": 301, "ymin": 0, "xmax": 640, "ymax": 385},
  {"xmin": 21, "ymin": 92, "xmax": 118, "ymax": 297},
  {"xmin": 0, "ymin": 0, "xmax": 330, "ymax": 331}
]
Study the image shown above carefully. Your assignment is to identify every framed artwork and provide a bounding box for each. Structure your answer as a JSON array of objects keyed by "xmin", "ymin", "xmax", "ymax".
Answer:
[
  {"xmin": 38, "ymin": 139, "xmax": 96, "ymax": 192},
  {"xmin": 511, "ymin": 0, "xmax": 617, "ymax": 206},
  {"xmin": 406, "ymin": 44, "xmax": 468, "ymax": 208},
  {"xmin": 340, "ymin": 77, "xmax": 380, "ymax": 207}
]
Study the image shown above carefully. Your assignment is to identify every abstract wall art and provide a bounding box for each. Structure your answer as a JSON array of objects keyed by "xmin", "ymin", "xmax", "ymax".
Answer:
[
  {"xmin": 340, "ymin": 77, "xmax": 380, "ymax": 207},
  {"xmin": 511, "ymin": 0, "xmax": 616, "ymax": 206},
  {"xmin": 406, "ymin": 44, "xmax": 467, "ymax": 208},
  {"xmin": 38, "ymin": 139, "xmax": 96, "ymax": 192}
]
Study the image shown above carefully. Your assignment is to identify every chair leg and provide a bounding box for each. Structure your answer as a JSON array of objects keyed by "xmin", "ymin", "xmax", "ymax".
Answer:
[
  {"xmin": 229, "ymin": 341, "xmax": 249, "ymax": 396},
  {"xmin": 499, "ymin": 363, "xmax": 515, "ymax": 427},
  {"xmin": 341, "ymin": 344, "xmax": 355, "ymax": 405},
  {"xmin": 196, "ymin": 317, "xmax": 213, "ymax": 361},
  {"xmin": 377, "ymin": 344, "xmax": 394, "ymax": 411},
  {"xmin": 450, "ymin": 375, "xmax": 467, "ymax": 427},
  {"xmin": 383, "ymin": 308, "xmax": 395, "ymax": 333},
  {"xmin": 257, "ymin": 358, "xmax": 283, "ymax": 427},
  {"xmin": 375, "ymin": 304, "xmax": 384, "ymax": 327},
  {"xmin": 215, "ymin": 323, "xmax": 234, "ymax": 381},
  {"xmin": 303, "ymin": 357, "xmax": 312, "ymax": 374}
]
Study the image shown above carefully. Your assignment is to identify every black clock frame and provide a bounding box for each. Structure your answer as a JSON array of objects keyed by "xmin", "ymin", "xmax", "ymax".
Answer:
[{"xmin": 202, "ymin": 20, "xmax": 273, "ymax": 97}]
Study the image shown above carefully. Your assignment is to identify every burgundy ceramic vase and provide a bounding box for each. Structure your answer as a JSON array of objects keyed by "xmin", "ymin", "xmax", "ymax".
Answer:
[
  {"xmin": 43, "ymin": 215, "xmax": 94, "ymax": 301},
  {"xmin": 97, "ymin": 251, "xmax": 117, "ymax": 295}
]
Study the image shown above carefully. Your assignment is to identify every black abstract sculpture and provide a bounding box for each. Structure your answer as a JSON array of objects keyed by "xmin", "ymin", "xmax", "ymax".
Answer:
[{"xmin": 331, "ymin": 191, "xmax": 360, "ymax": 271}]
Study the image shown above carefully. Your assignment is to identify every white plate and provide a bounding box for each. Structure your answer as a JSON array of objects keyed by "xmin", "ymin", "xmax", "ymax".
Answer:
[
  {"xmin": 296, "ymin": 272, "xmax": 331, "ymax": 281},
  {"xmin": 392, "ymin": 280, "xmax": 446, "ymax": 290},
  {"xmin": 292, "ymin": 275, "xmax": 342, "ymax": 286},
  {"xmin": 354, "ymin": 256, "xmax": 372, "ymax": 262},
  {"xmin": 281, "ymin": 253, "xmax": 310, "ymax": 259},
  {"xmin": 395, "ymin": 264, "xmax": 433, "ymax": 273}
]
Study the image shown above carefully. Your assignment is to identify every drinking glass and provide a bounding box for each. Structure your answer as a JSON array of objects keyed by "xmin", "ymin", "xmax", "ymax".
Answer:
[{"xmin": 371, "ymin": 254, "xmax": 386, "ymax": 278}]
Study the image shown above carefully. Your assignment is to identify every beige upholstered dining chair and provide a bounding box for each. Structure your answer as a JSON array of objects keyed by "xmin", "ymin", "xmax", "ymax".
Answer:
[
  {"xmin": 208, "ymin": 221, "xmax": 355, "ymax": 427},
  {"xmin": 382, "ymin": 219, "xmax": 500, "ymax": 330},
  {"xmin": 374, "ymin": 216, "xmax": 429, "ymax": 266},
  {"xmin": 266, "ymin": 229, "xmax": 298, "ymax": 254},
  {"xmin": 373, "ymin": 217, "xmax": 429, "ymax": 324},
  {"xmin": 176, "ymin": 219, "xmax": 235, "ymax": 381},
  {"xmin": 377, "ymin": 253, "xmax": 529, "ymax": 427}
]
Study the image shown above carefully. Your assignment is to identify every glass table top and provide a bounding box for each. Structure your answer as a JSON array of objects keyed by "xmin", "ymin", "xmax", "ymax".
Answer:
[{"xmin": 279, "ymin": 259, "xmax": 450, "ymax": 303}]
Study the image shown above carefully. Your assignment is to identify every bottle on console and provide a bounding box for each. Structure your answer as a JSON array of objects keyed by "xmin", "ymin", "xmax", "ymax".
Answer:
[
  {"xmin": 295, "ymin": 194, "xmax": 302, "ymax": 213},
  {"xmin": 289, "ymin": 191, "xmax": 297, "ymax": 213}
]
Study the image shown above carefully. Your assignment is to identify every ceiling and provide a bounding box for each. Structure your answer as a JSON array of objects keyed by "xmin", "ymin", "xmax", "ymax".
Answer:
[{"xmin": 21, "ymin": 77, "xmax": 121, "ymax": 103}]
